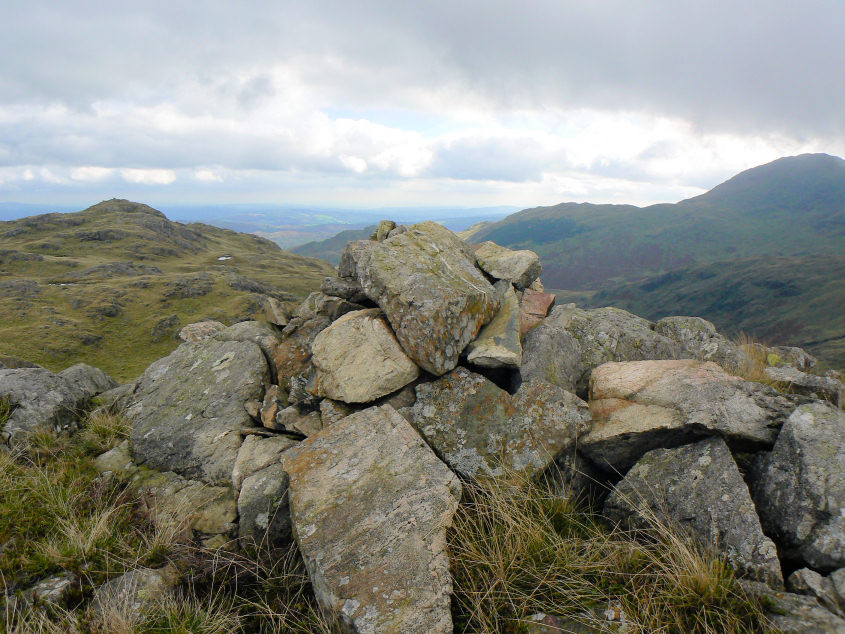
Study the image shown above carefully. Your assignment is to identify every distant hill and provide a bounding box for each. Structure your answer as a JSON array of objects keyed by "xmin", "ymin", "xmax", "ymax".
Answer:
[
  {"xmin": 0, "ymin": 199, "xmax": 334, "ymax": 380},
  {"xmin": 291, "ymin": 226, "xmax": 377, "ymax": 265},
  {"xmin": 468, "ymin": 153, "xmax": 845, "ymax": 369}
]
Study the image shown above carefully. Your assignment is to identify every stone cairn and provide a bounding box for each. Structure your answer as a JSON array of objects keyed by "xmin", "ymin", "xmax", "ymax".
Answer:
[{"xmin": 3, "ymin": 220, "xmax": 845, "ymax": 632}]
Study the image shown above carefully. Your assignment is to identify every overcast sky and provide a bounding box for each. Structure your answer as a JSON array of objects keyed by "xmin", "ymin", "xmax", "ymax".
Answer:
[{"xmin": 1, "ymin": 0, "xmax": 843, "ymax": 209}]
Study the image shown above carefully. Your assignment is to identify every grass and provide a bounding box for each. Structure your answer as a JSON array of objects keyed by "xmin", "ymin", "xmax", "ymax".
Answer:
[{"xmin": 448, "ymin": 472, "xmax": 776, "ymax": 633}]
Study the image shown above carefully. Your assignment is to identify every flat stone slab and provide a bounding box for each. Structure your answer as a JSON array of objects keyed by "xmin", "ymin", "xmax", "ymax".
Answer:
[
  {"xmin": 411, "ymin": 367, "xmax": 591, "ymax": 480},
  {"xmin": 310, "ymin": 308, "xmax": 420, "ymax": 403},
  {"xmin": 605, "ymin": 437, "xmax": 783, "ymax": 586},
  {"xmin": 519, "ymin": 289, "xmax": 556, "ymax": 336},
  {"xmin": 283, "ymin": 405, "xmax": 461, "ymax": 633},
  {"xmin": 473, "ymin": 241, "xmax": 542, "ymax": 289},
  {"xmin": 466, "ymin": 280, "xmax": 522, "ymax": 368},
  {"xmin": 581, "ymin": 359, "xmax": 797, "ymax": 472},
  {"xmin": 751, "ymin": 402, "xmax": 845, "ymax": 571},
  {"xmin": 127, "ymin": 339, "xmax": 268, "ymax": 485},
  {"xmin": 339, "ymin": 221, "xmax": 499, "ymax": 375}
]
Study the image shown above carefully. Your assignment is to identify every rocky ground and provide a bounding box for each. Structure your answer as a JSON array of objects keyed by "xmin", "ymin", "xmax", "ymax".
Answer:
[{"xmin": 2, "ymin": 219, "xmax": 844, "ymax": 632}]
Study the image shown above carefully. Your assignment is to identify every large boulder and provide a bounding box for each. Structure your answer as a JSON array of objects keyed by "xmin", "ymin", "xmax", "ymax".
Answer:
[
  {"xmin": 214, "ymin": 320, "xmax": 283, "ymax": 382},
  {"xmin": 310, "ymin": 309, "xmax": 420, "ymax": 403},
  {"xmin": 473, "ymin": 241, "xmax": 542, "ymax": 289},
  {"xmin": 127, "ymin": 339, "xmax": 268, "ymax": 485},
  {"xmin": 751, "ymin": 403, "xmax": 845, "ymax": 571},
  {"xmin": 57, "ymin": 363, "xmax": 119, "ymax": 399},
  {"xmin": 465, "ymin": 280, "xmax": 522, "ymax": 368},
  {"xmin": 339, "ymin": 221, "xmax": 499, "ymax": 375},
  {"xmin": 581, "ymin": 359, "xmax": 797, "ymax": 472},
  {"xmin": 411, "ymin": 367, "xmax": 591, "ymax": 480},
  {"xmin": 521, "ymin": 306, "xmax": 681, "ymax": 395},
  {"xmin": 284, "ymin": 405, "xmax": 461, "ymax": 633},
  {"xmin": 604, "ymin": 437, "xmax": 783, "ymax": 586},
  {"xmin": 653, "ymin": 315, "xmax": 747, "ymax": 371}
]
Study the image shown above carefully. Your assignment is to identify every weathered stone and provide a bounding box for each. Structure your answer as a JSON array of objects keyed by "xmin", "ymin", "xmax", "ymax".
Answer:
[
  {"xmin": 411, "ymin": 367, "xmax": 591, "ymax": 480},
  {"xmin": 178, "ymin": 320, "xmax": 226, "ymax": 342},
  {"xmin": 375, "ymin": 219, "xmax": 396, "ymax": 241},
  {"xmin": 654, "ymin": 315, "xmax": 747, "ymax": 371},
  {"xmin": 21, "ymin": 573, "xmax": 78, "ymax": 607},
  {"xmin": 127, "ymin": 339, "xmax": 268, "ymax": 485},
  {"xmin": 284, "ymin": 405, "xmax": 461, "ymax": 633},
  {"xmin": 474, "ymin": 241, "xmax": 542, "ymax": 289},
  {"xmin": 769, "ymin": 345, "xmax": 818, "ymax": 371},
  {"xmin": 92, "ymin": 565, "xmax": 179, "ymax": 621},
  {"xmin": 320, "ymin": 398, "xmax": 356, "ymax": 426},
  {"xmin": 57, "ymin": 363, "xmax": 119, "ymax": 398},
  {"xmin": 605, "ymin": 437, "xmax": 783, "ymax": 585},
  {"xmin": 788, "ymin": 569, "xmax": 845, "ymax": 616},
  {"xmin": 232, "ymin": 434, "xmax": 297, "ymax": 493},
  {"xmin": 273, "ymin": 316, "xmax": 330, "ymax": 390},
  {"xmin": 321, "ymin": 276, "xmax": 369, "ymax": 304},
  {"xmin": 310, "ymin": 309, "xmax": 420, "ymax": 403},
  {"xmin": 764, "ymin": 365, "xmax": 842, "ymax": 408},
  {"xmin": 150, "ymin": 314, "xmax": 181, "ymax": 342},
  {"xmin": 260, "ymin": 384, "xmax": 286, "ymax": 428},
  {"xmin": 582, "ymin": 360, "xmax": 797, "ymax": 473},
  {"xmin": 521, "ymin": 305, "xmax": 681, "ymax": 395},
  {"xmin": 387, "ymin": 224, "xmax": 408, "ymax": 239},
  {"xmin": 263, "ymin": 296, "xmax": 290, "ymax": 327},
  {"xmin": 750, "ymin": 402, "xmax": 845, "ymax": 571},
  {"xmin": 742, "ymin": 580, "xmax": 845, "ymax": 633},
  {"xmin": 466, "ymin": 280, "xmax": 522, "ymax": 368},
  {"xmin": 291, "ymin": 291, "xmax": 364, "ymax": 323},
  {"xmin": 214, "ymin": 320, "xmax": 283, "ymax": 382},
  {"xmin": 93, "ymin": 381, "xmax": 139, "ymax": 415},
  {"xmin": 339, "ymin": 221, "xmax": 499, "ymax": 375},
  {"xmin": 519, "ymin": 289, "xmax": 556, "ymax": 336},
  {"xmin": 0, "ymin": 356, "xmax": 41, "ymax": 369},
  {"xmin": 268, "ymin": 405, "xmax": 323, "ymax": 436},
  {"xmin": 238, "ymin": 463, "xmax": 292, "ymax": 546}
]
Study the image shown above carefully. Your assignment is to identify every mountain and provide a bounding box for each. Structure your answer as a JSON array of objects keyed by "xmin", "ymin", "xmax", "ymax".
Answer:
[
  {"xmin": 464, "ymin": 153, "xmax": 845, "ymax": 368},
  {"xmin": 291, "ymin": 226, "xmax": 377, "ymax": 265},
  {"xmin": 0, "ymin": 199, "xmax": 334, "ymax": 380}
]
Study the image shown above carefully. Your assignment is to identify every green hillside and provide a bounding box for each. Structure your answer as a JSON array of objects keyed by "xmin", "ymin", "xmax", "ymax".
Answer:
[
  {"xmin": 0, "ymin": 199, "xmax": 334, "ymax": 380},
  {"xmin": 291, "ymin": 225, "xmax": 377, "ymax": 265}
]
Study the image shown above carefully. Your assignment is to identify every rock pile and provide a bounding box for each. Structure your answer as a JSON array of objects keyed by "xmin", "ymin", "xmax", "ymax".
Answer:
[{"xmin": 3, "ymin": 220, "xmax": 845, "ymax": 631}]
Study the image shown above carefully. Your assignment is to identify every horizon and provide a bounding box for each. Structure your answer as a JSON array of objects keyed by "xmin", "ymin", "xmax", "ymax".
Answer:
[{"xmin": 2, "ymin": 3, "xmax": 844, "ymax": 208}]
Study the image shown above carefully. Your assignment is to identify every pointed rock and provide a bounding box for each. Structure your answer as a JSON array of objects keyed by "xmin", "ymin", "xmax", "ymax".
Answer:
[
  {"xmin": 283, "ymin": 405, "xmax": 461, "ymax": 633},
  {"xmin": 466, "ymin": 281, "xmax": 522, "ymax": 368},
  {"xmin": 339, "ymin": 221, "xmax": 499, "ymax": 375}
]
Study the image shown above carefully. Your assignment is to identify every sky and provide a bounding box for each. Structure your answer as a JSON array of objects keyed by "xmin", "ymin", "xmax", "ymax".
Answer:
[{"xmin": 1, "ymin": 0, "xmax": 843, "ymax": 210}]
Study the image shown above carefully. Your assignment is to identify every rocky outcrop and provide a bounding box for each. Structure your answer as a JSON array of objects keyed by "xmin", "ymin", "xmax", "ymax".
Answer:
[
  {"xmin": 178, "ymin": 320, "xmax": 226, "ymax": 342},
  {"xmin": 465, "ymin": 280, "xmax": 522, "ymax": 368},
  {"xmin": 284, "ymin": 405, "xmax": 461, "ymax": 633},
  {"xmin": 473, "ymin": 241, "xmax": 542, "ymax": 289},
  {"xmin": 653, "ymin": 315, "xmax": 746, "ymax": 370},
  {"xmin": 339, "ymin": 221, "xmax": 499, "ymax": 375},
  {"xmin": 127, "ymin": 339, "xmax": 268, "ymax": 485},
  {"xmin": 411, "ymin": 367, "xmax": 591, "ymax": 480},
  {"xmin": 581, "ymin": 359, "xmax": 797, "ymax": 472},
  {"xmin": 751, "ymin": 402, "xmax": 845, "ymax": 571},
  {"xmin": 604, "ymin": 437, "xmax": 783, "ymax": 586},
  {"xmin": 310, "ymin": 309, "xmax": 420, "ymax": 403},
  {"xmin": 743, "ymin": 580, "xmax": 845, "ymax": 633},
  {"xmin": 764, "ymin": 365, "xmax": 843, "ymax": 408}
]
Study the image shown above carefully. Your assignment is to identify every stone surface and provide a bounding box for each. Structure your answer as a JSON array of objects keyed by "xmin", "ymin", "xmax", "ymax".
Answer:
[
  {"xmin": 788, "ymin": 568, "xmax": 845, "ymax": 616},
  {"xmin": 263, "ymin": 296, "xmax": 290, "ymax": 327},
  {"xmin": 764, "ymin": 365, "xmax": 842, "ymax": 408},
  {"xmin": 320, "ymin": 398, "xmax": 356, "ymax": 426},
  {"xmin": 605, "ymin": 437, "xmax": 783, "ymax": 585},
  {"xmin": 375, "ymin": 219, "xmax": 396, "ymax": 241},
  {"xmin": 127, "ymin": 339, "xmax": 268, "ymax": 485},
  {"xmin": 521, "ymin": 305, "xmax": 681, "ymax": 395},
  {"xmin": 22, "ymin": 574, "xmax": 78, "ymax": 607},
  {"xmin": 259, "ymin": 384, "xmax": 286, "ymax": 429},
  {"xmin": 266, "ymin": 405, "xmax": 323, "ymax": 436},
  {"xmin": 582, "ymin": 359, "xmax": 797, "ymax": 472},
  {"xmin": 284, "ymin": 405, "xmax": 461, "ymax": 633},
  {"xmin": 57, "ymin": 363, "xmax": 119, "ymax": 399},
  {"xmin": 519, "ymin": 289, "xmax": 556, "ymax": 336},
  {"xmin": 751, "ymin": 402, "xmax": 845, "ymax": 571},
  {"xmin": 339, "ymin": 221, "xmax": 499, "ymax": 375},
  {"xmin": 238, "ymin": 463, "xmax": 292, "ymax": 546},
  {"xmin": 232, "ymin": 434, "xmax": 297, "ymax": 493},
  {"xmin": 466, "ymin": 280, "xmax": 522, "ymax": 368},
  {"xmin": 273, "ymin": 315, "xmax": 330, "ymax": 390},
  {"xmin": 742, "ymin": 580, "xmax": 845, "ymax": 633},
  {"xmin": 178, "ymin": 320, "xmax": 226, "ymax": 342},
  {"xmin": 214, "ymin": 320, "xmax": 283, "ymax": 382},
  {"xmin": 92, "ymin": 565, "xmax": 179, "ymax": 621},
  {"xmin": 653, "ymin": 315, "xmax": 747, "ymax": 371},
  {"xmin": 310, "ymin": 309, "xmax": 420, "ymax": 403},
  {"xmin": 321, "ymin": 276, "xmax": 369, "ymax": 304},
  {"xmin": 770, "ymin": 346, "xmax": 819, "ymax": 371},
  {"xmin": 473, "ymin": 241, "xmax": 542, "ymax": 289},
  {"xmin": 411, "ymin": 367, "xmax": 591, "ymax": 480}
]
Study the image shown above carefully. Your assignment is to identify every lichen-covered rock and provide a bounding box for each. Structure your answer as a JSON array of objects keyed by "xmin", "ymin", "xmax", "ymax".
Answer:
[
  {"xmin": 411, "ymin": 367, "xmax": 591, "ymax": 480},
  {"xmin": 238, "ymin": 463, "xmax": 292, "ymax": 546},
  {"xmin": 374, "ymin": 219, "xmax": 396, "ymax": 241},
  {"xmin": 466, "ymin": 280, "xmax": 522, "ymax": 368},
  {"xmin": 582, "ymin": 360, "xmax": 797, "ymax": 472},
  {"xmin": 266, "ymin": 405, "xmax": 322, "ymax": 436},
  {"xmin": 339, "ymin": 221, "xmax": 499, "ymax": 375},
  {"xmin": 284, "ymin": 405, "xmax": 461, "ymax": 633},
  {"xmin": 751, "ymin": 402, "xmax": 845, "ymax": 571},
  {"xmin": 310, "ymin": 309, "xmax": 420, "ymax": 403},
  {"xmin": 232, "ymin": 434, "xmax": 297, "ymax": 493},
  {"xmin": 214, "ymin": 320, "xmax": 283, "ymax": 382},
  {"xmin": 653, "ymin": 315, "xmax": 747, "ymax": 371},
  {"xmin": 473, "ymin": 241, "xmax": 542, "ymax": 289},
  {"xmin": 769, "ymin": 346, "xmax": 819, "ymax": 371},
  {"xmin": 263, "ymin": 296, "xmax": 290, "ymax": 327},
  {"xmin": 178, "ymin": 320, "xmax": 226, "ymax": 342},
  {"xmin": 605, "ymin": 437, "xmax": 783, "ymax": 586},
  {"xmin": 21, "ymin": 573, "xmax": 78, "ymax": 607},
  {"xmin": 273, "ymin": 315, "xmax": 330, "ymax": 390},
  {"xmin": 92, "ymin": 565, "xmax": 179, "ymax": 621},
  {"xmin": 742, "ymin": 580, "xmax": 845, "ymax": 633},
  {"xmin": 788, "ymin": 568, "xmax": 845, "ymax": 616},
  {"xmin": 521, "ymin": 305, "xmax": 681, "ymax": 395},
  {"xmin": 519, "ymin": 289, "xmax": 556, "ymax": 336},
  {"xmin": 321, "ymin": 276, "xmax": 369, "ymax": 304},
  {"xmin": 57, "ymin": 363, "xmax": 119, "ymax": 399},
  {"xmin": 764, "ymin": 365, "xmax": 842, "ymax": 408},
  {"xmin": 127, "ymin": 339, "xmax": 268, "ymax": 485}
]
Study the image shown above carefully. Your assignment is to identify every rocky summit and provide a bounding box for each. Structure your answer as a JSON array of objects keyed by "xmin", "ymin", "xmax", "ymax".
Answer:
[{"xmin": 3, "ymin": 219, "xmax": 845, "ymax": 632}]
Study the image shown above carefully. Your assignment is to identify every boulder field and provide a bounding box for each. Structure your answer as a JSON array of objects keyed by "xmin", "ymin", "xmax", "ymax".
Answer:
[{"xmin": 2, "ymin": 220, "xmax": 845, "ymax": 632}]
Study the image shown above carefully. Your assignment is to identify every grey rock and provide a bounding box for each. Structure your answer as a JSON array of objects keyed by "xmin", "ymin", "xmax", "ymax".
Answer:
[
  {"xmin": 284, "ymin": 405, "xmax": 461, "ymax": 633},
  {"xmin": 320, "ymin": 398, "xmax": 356, "ymax": 426},
  {"xmin": 269, "ymin": 405, "xmax": 323, "ymax": 437},
  {"xmin": 321, "ymin": 276, "xmax": 369, "ymax": 304},
  {"xmin": 92, "ymin": 565, "xmax": 179, "ymax": 621},
  {"xmin": 274, "ymin": 315, "xmax": 330, "ymax": 390},
  {"xmin": 127, "ymin": 339, "xmax": 268, "ymax": 485},
  {"xmin": 238, "ymin": 463, "xmax": 292, "ymax": 546},
  {"xmin": 0, "ymin": 356, "xmax": 41, "ymax": 369},
  {"xmin": 411, "ymin": 367, "xmax": 591, "ymax": 480},
  {"xmin": 214, "ymin": 320, "xmax": 283, "ymax": 382},
  {"xmin": 263, "ymin": 296, "xmax": 290, "ymax": 327},
  {"xmin": 21, "ymin": 573, "xmax": 78, "ymax": 607},
  {"xmin": 770, "ymin": 346, "xmax": 819, "ymax": 371},
  {"xmin": 339, "ymin": 221, "xmax": 499, "ymax": 375},
  {"xmin": 232, "ymin": 434, "xmax": 297, "ymax": 493},
  {"xmin": 788, "ymin": 568, "xmax": 844, "ymax": 616},
  {"xmin": 582, "ymin": 360, "xmax": 797, "ymax": 473},
  {"xmin": 386, "ymin": 224, "xmax": 408, "ymax": 238},
  {"xmin": 150, "ymin": 313, "xmax": 181, "ymax": 342},
  {"xmin": 466, "ymin": 280, "xmax": 522, "ymax": 368},
  {"xmin": 751, "ymin": 402, "xmax": 845, "ymax": 571},
  {"xmin": 604, "ymin": 437, "xmax": 783, "ymax": 586},
  {"xmin": 474, "ymin": 241, "xmax": 542, "ymax": 289},
  {"xmin": 521, "ymin": 305, "xmax": 681, "ymax": 395},
  {"xmin": 764, "ymin": 365, "xmax": 842, "ymax": 408},
  {"xmin": 654, "ymin": 315, "xmax": 747, "ymax": 371},
  {"xmin": 374, "ymin": 219, "xmax": 396, "ymax": 241},
  {"xmin": 178, "ymin": 320, "xmax": 226, "ymax": 342},
  {"xmin": 57, "ymin": 363, "xmax": 119, "ymax": 399},
  {"xmin": 742, "ymin": 580, "xmax": 845, "ymax": 633},
  {"xmin": 290, "ymin": 291, "xmax": 365, "ymax": 323},
  {"xmin": 93, "ymin": 381, "xmax": 139, "ymax": 415},
  {"xmin": 310, "ymin": 308, "xmax": 420, "ymax": 403}
]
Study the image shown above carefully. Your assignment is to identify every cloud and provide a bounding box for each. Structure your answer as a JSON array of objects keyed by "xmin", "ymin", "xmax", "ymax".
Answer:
[{"xmin": 120, "ymin": 168, "xmax": 176, "ymax": 185}]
